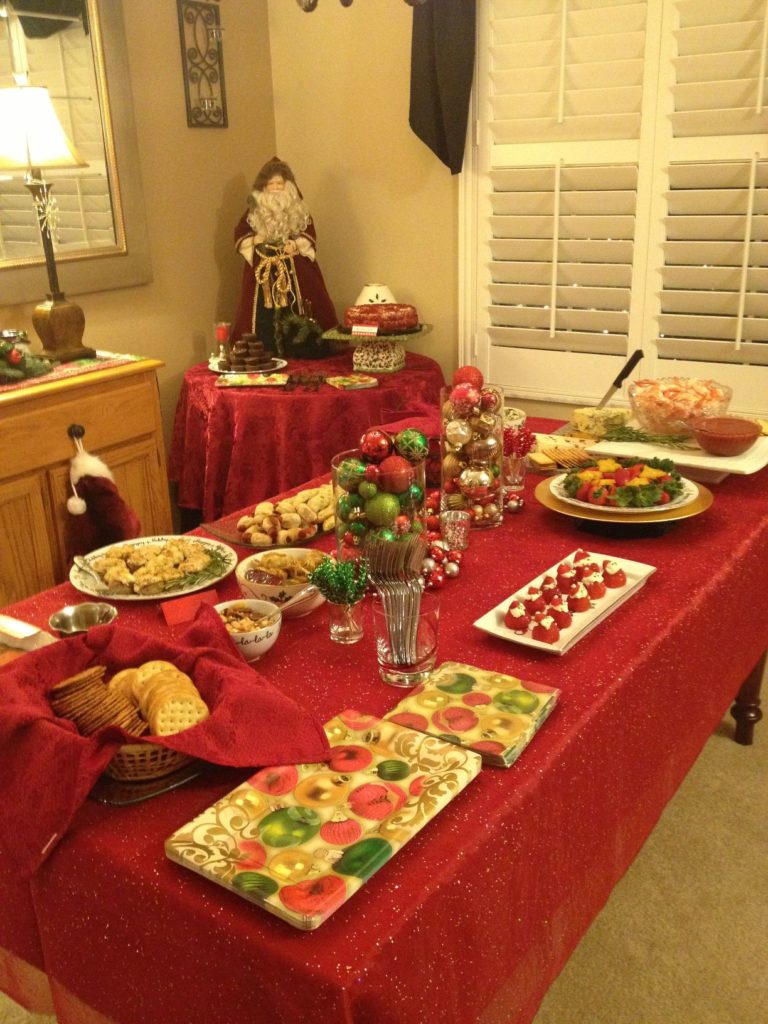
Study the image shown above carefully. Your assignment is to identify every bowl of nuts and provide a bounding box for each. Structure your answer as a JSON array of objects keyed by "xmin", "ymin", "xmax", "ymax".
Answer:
[{"xmin": 214, "ymin": 599, "xmax": 282, "ymax": 663}]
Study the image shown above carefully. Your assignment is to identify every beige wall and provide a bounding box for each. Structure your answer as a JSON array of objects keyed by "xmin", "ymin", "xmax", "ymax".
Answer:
[
  {"xmin": 0, "ymin": 1, "xmax": 461, "ymax": 451},
  {"xmin": 266, "ymin": 0, "xmax": 458, "ymax": 381},
  {"xmin": 0, "ymin": 0, "xmax": 277, "ymax": 446}
]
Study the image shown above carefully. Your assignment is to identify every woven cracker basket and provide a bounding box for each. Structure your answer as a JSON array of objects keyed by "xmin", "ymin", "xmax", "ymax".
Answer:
[{"xmin": 104, "ymin": 741, "xmax": 193, "ymax": 782}]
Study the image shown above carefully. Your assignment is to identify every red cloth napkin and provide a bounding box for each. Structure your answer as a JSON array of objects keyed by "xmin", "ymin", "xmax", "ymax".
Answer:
[{"xmin": 0, "ymin": 604, "xmax": 330, "ymax": 878}]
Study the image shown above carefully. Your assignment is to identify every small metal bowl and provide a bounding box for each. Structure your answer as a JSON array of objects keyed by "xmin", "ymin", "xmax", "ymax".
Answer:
[{"xmin": 48, "ymin": 602, "xmax": 118, "ymax": 635}]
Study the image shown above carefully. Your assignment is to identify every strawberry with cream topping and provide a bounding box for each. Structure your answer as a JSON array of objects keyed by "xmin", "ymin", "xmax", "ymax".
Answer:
[
  {"xmin": 567, "ymin": 581, "xmax": 591, "ymax": 613},
  {"xmin": 504, "ymin": 600, "xmax": 531, "ymax": 633},
  {"xmin": 602, "ymin": 559, "xmax": 627, "ymax": 588},
  {"xmin": 531, "ymin": 612, "xmax": 560, "ymax": 645}
]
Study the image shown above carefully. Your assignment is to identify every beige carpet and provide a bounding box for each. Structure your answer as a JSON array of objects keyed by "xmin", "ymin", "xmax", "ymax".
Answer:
[
  {"xmin": 2, "ymin": 715, "xmax": 765, "ymax": 1024},
  {"xmin": 534, "ymin": 716, "xmax": 768, "ymax": 1024}
]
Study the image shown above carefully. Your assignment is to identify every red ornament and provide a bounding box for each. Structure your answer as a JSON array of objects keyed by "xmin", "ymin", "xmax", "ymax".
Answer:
[
  {"xmin": 377, "ymin": 454, "xmax": 415, "ymax": 493},
  {"xmin": 342, "ymin": 531, "xmax": 358, "ymax": 547},
  {"xmin": 425, "ymin": 514, "xmax": 440, "ymax": 531},
  {"xmin": 7, "ymin": 348, "xmax": 23, "ymax": 366},
  {"xmin": 359, "ymin": 428, "xmax": 393, "ymax": 463},
  {"xmin": 425, "ymin": 567, "xmax": 445, "ymax": 589},
  {"xmin": 394, "ymin": 514, "xmax": 411, "ymax": 535},
  {"xmin": 363, "ymin": 463, "xmax": 380, "ymax": 482},
  {"xmin": 479, "ymin": 387, "xmax": 500, "ymax": 412},
  {"xmin": 428, "ymin": 544, "xmax": 446, "ymax": 563},
  {"xmin": 452, "ymin": 365, "xmax": 484, "ymax": 390},
  {"xmin": 446, "ymin": 549, "xmax": 463, "ymax": 564},
  {"xmin": 426, "ymin": 490, "xmax": 441, "ymax": 511},
  {"xmin": 427, "ymin": 530, "xmax": 441, "ymax": 543},
  {"xmin": 450, "ymin": 383, "xmax": 481, "ymax": 417},
  {"xmin": 442, "ymin": 479, "xmax": 457, "ymax": 494}
]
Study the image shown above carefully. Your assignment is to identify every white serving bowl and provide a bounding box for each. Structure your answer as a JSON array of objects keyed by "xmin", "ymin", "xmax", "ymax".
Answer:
[
  {"xmin": 214, "ymin": 599, "xmax": 282, "ymax": 662},
  {"xmin": 235, "ymin": 548, "xmax": 326, "ymax": 618}
]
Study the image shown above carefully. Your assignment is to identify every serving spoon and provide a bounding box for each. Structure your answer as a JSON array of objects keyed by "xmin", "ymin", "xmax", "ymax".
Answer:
[{"xmin": 73, "ymin": 556, "xmax": 108, "ymax": 592}]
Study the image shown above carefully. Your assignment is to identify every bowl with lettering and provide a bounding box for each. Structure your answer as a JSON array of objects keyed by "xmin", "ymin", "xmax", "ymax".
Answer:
[{"xmin": 214, "ymin": 599, "xmax": 282, "ymax": 662}]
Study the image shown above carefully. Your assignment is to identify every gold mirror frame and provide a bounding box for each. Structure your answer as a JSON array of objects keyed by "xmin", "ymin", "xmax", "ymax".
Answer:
[{"xmin": 1, "ymin": 0, "xmax": 152, "ymax": 303}]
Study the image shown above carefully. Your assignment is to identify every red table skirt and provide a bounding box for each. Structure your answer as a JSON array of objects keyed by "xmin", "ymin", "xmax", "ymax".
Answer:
[
  {"xmin": 168, "ymin": 349, "xmax": 445, "ymax": 519},
  {"xmin": 2, "ymin": 427, "xmax": 768, "ymax": 1024}
]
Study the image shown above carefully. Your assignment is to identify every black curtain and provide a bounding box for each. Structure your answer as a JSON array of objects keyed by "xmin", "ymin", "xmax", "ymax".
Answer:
[{"xmin": 408, "ymin": 0, "xmax": 476, "ymax": 175}]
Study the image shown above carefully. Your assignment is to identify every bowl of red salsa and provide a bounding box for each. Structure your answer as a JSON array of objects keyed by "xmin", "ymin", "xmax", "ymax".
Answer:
[{"xmin": 689, "ymin": 416, "xmax": 761, "ymax": 457}]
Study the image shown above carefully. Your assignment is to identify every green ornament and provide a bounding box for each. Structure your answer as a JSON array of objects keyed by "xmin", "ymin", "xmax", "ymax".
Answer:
[
  {"xmin": 349, "ymin": 520, "xmax": 367, "ymax": 537},
  {"xmin": 358, "ymin": 480, "xmax": 378, "ymax": 500},
  {"xmin": 394, "ymin": 428, "xmax": 429, "ymax": 463},
  {"xmin": 365, "ymin": 492, "xmax": 400, "ymax": 527},
  {"xmin": 336, "ymin": 457, "xmax": 366, "ymax": 492},
  {"xmin": 337, "ymin": 493, "xmax": 363, "ymax": 522},
  {"xmin": 369, "ymin": 527, "xmax": 397, "ymax": 542},
  {"xmin": 232, "ymin": 871, "xmax": 279, "ymax": 898},
  {"xmin": 408, "ymin": 482, "xmax": 424, "ymax": 504}
]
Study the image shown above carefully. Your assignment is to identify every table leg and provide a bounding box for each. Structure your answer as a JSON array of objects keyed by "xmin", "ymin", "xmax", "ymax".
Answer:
[{"xmin": 730, "ymin": 651, "xmax": 765, "ymax": 745}]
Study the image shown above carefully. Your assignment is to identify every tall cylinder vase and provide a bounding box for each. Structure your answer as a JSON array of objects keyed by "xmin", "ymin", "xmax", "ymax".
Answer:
[
  {"xmin": 332, "ymin": 446, "xmax": 426, "ymax": 561},
  {"xmin": 440, "ymin": 382, "xmax": 504, "ymax": 529}
]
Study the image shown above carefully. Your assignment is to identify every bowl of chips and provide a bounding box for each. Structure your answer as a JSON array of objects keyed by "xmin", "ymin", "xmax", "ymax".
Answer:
[
  {"xmin": 235, "ymin": 548, "xmax": 326, "ymax": 618},
  {"xmin": 214, "ymin": 599, "xmax": 282, "ymax": 662}
]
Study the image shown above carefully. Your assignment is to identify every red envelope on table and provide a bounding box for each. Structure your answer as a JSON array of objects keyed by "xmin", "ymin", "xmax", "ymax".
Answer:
[{"xmin": 0, "ymin": 604, "xmax": 330, "ymax": 878}]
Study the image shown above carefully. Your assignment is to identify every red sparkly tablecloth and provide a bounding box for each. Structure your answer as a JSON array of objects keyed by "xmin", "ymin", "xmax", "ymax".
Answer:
[
  {"xmin": 2, "ymin": 426, "xmax": 768, "ymax": 1024},
  {"xmin": 167, "ymin": 350, "xmax": 445, "ymax": 520}
]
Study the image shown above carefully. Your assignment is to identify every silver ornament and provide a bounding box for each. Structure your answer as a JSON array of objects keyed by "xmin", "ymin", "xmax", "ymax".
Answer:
[
  {"xmin": 422, "ymin": 557, "xmax": 436, "ymax": 573},
  {"xmin": 444, "ymin": 561, "xmax": 460, "ymax": 577}
]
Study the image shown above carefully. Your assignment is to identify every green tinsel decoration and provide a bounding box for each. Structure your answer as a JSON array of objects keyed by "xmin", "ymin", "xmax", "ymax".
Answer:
[{"xmin": 309, "ymin": 556, "xmax": 369, "ymax": 605}]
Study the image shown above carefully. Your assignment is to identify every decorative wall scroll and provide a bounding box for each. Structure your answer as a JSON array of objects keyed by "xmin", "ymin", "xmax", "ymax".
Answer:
[{"xmin": 177, "ymin": 0, "xmax": 227, "ymax": 128}]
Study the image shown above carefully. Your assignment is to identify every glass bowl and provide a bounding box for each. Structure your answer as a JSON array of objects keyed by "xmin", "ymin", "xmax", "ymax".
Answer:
[
  {"xmin": 689, "ymin": 416, "xmax": 761, "ymax": 457},
  {"xmin": 628, "ymin": 377, "xmax": 732, "ymax": 436}
]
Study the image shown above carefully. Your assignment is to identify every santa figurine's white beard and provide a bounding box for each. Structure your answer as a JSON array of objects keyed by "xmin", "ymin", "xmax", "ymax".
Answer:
[{"xmin": 247, "ymin": 180, "xmax": 310, "ymax": 242}]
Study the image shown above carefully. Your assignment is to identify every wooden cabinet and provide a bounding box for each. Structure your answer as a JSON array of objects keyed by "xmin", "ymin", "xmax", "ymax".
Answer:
[{"xmin": 0, "ymin": 359, "xmax": 172, "ymax": 605}]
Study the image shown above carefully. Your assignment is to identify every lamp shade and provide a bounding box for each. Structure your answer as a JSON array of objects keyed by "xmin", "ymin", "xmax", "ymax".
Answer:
[{"xmin": 0, "ymin": 86, "xmax": 86, "ymax": 172}]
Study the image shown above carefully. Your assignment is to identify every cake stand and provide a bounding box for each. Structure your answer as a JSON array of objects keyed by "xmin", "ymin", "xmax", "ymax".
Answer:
[{"xmin": 321, "ymin": 325, "xmax": 432, "ymax": 374}]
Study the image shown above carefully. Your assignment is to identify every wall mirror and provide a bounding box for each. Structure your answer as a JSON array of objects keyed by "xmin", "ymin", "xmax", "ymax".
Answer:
[{"xmin": 0, "ymin": 0, "xmax": 152, "ymax": 304}]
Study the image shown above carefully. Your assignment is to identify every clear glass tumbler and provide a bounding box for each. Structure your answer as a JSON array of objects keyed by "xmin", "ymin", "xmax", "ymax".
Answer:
[
  {"xmin": 371, "ymin": 590, "xmax": 440, "ymax": 687},
  {"xmin": 327, "ymin": 600, "xmax": 364, "ymax": 645}
]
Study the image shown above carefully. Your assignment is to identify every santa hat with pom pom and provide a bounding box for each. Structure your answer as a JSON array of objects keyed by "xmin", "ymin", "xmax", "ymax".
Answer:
[{"xmin": 66, "ymin": 441, "xmax": 142, "ymax": 561}]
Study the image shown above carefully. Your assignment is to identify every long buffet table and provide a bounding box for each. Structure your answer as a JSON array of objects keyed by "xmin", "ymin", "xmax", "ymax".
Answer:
[{"xmin": 1, "ymin": 420, "xmax": 766, "ymax": 1024}]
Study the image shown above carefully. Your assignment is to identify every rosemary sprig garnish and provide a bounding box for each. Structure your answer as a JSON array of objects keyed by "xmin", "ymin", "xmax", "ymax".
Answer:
[
  {"xmin": 602, "ymin": 425, "xmax": 696, "ymax": 450},
  {"xmin": 160, "ymin": 546, "xmax": 232, "ymax": 592}
]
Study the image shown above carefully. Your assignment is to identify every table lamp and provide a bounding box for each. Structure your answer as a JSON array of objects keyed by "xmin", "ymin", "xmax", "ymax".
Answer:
[{"xmin": 0, "ymin": 85, "xmax": 95, "ymax": 362}]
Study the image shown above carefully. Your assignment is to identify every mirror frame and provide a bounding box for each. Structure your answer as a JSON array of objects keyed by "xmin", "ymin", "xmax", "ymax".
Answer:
[{"xmin": 3, "ymin": 0, "xmax": 152, "ymax": 303}]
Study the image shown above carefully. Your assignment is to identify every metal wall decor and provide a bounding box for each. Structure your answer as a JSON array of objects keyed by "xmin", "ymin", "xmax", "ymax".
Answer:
[{"xmin": 177, "ymin": 0, "xmax": 227, "ymax": 128}]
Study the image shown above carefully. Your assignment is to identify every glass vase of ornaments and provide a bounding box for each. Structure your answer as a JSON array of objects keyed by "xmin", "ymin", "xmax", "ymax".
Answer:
[
  {"xmin": 440, "ymin": 366, "xmax": 504, "ymax": 529},
  {"xmin": 332, "ymin": 426, "xmax": 430, "ymax": 561}
]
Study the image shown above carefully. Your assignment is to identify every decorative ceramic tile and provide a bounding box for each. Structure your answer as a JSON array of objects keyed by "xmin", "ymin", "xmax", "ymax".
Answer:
[
  {"xmin": 384, "ymin": 662, "xmax": 559, "ymax": 768},
  {"xmin": 165, "ymin": 710, "xmax": 481, "ymax": 929}
]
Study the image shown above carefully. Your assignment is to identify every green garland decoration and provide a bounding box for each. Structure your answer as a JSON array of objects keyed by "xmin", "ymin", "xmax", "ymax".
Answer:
[
  {"xmin": 0, "ymin": 338, "xmax": 53, "ymax": 383},
  {"xmin": 309, "ymin": 556, "xmax": 369, "ymax": 605}
]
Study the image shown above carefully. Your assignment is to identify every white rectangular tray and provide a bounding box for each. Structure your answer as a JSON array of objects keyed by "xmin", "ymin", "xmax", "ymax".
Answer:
[
  {"xmin": 585, "ymin": 435, "xmax": 768, "ymax": 476},
  {"xmin": 473, "ymin": 549, "xmax": 656, "ymax": 656}
]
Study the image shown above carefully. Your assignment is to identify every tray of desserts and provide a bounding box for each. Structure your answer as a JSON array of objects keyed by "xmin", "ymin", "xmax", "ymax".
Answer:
[
  {"xmin": 474, "ymin": 548, "xmax": 656, "ymax": 655},
  {"xmin": 209, "ymin": 356, "xmax": 287, "ymax": 375}
]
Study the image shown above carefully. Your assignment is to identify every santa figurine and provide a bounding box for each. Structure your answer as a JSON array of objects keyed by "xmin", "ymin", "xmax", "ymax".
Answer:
[
  {"xmin": 65, "ymin": 443, "xmax": 142, "ymax": 562},
  {"xmin": 231, "ymin": 156, "xmax": 337, "ymax": 350}
]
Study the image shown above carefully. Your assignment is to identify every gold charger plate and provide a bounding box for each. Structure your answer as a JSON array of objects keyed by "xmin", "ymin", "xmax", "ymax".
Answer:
[{"xmin": 534, "ymin": 477, "xmax": 714, "ymax": 524}]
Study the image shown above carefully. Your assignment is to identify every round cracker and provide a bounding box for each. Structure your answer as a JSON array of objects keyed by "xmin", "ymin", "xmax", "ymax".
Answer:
[{"xmin": 136, "ymin": 660, "xmax": 179, "ymax": 684}]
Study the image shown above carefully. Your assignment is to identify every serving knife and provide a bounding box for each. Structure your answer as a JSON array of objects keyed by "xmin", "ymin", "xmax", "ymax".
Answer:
[{"xmin": 596, "ymin": 349, "xmax": 644, "ymax": 408}]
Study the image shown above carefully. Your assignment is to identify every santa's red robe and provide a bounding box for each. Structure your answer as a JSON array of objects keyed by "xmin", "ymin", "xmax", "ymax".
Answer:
[{"xmin": 232, "ymin": 210, "xmax": 337, "ymax": 343}]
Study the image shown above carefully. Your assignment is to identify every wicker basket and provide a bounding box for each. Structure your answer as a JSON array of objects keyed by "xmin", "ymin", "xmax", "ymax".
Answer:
[{"xmin": 104, "ymin": 741, "xmax": 193, "ymax": 782}]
